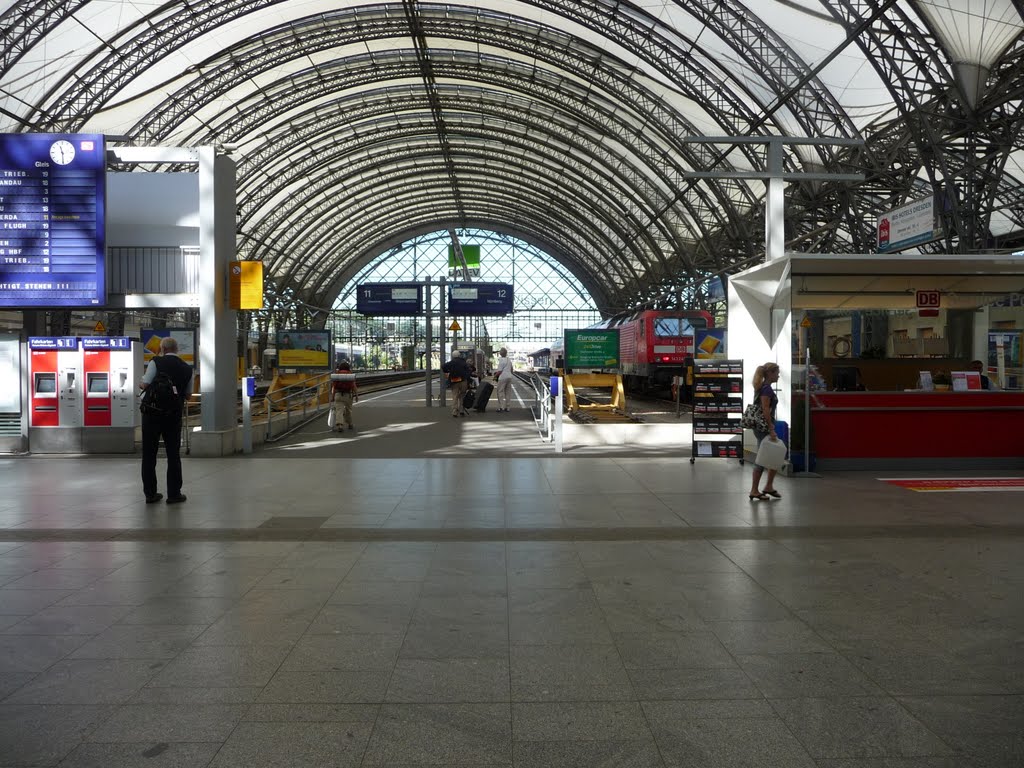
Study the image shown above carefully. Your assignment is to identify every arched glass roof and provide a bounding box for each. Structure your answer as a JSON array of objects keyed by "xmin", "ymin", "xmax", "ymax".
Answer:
[{"xmin": 2, "ymin": 1, "xmax": 1021, "ymax": 312}]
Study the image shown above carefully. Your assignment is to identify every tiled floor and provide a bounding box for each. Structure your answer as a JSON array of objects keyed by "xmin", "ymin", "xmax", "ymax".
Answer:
[{"xmin": 1, "ymin": 409, "xmax": 1022, "ymax": 766}]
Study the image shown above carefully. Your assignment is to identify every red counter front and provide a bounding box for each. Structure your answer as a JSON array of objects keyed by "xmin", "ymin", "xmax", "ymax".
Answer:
[{"xmin": 800, "ymin": 391, "xmax": 1024, "ymax": 468}]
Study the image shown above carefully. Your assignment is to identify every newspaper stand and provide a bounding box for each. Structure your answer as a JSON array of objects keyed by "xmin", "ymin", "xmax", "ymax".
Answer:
[{"xmin": 689, "ymin": 359, "xmax": 744, "ymax": 464}]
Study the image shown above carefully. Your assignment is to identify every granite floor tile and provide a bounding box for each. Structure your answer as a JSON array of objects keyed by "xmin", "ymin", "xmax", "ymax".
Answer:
[
  {"xmin": 510, "ymin": 643, "xmax": 634, "ymax": 702},
  {"xmin": 242, "ymin": 702, "xmax": 380, "ymax": 722},
  {"xmin": 738, "ymin": 652, "xmax": 884, "ymax": 698},
  {"xmin": 280, "ymin": 633, "xmax": 403, "ymax": 671},
  {"xmin": 651, "ymin": 716, "xmax": 818, "ymax": 768},
  {"xmin": 257, "ymin": 669, "xmax": 391, "ymax": 703},
  {"xmin": 386, "ymin": 658, "xmax": 511, "ymax": 702},
  {"xmin": 208, "ymin": 720, "xmax": 372, "ymax": 768},
  {"xmin": 400, "ymin": 621, "xmax": 509, "ymax": 660},
  {"xmin": 709, "ymin": 618, "xmax": 834, "ymax": 655},
  {"xmin": 68, "ymin": 624, "xmax": 206, "ymax": 660},
  {"xmin": 362, "ymin": 702, "xmax": 512, "ymax": 765},
  {"xmin": 146, "ymin": 644, "xmax": 291, "ymax": 688},
  {"xmin": 56, "ymin": 741, "xmax": 223, "ymax": 768},
  {"xmin": 627, "ymin": 667, "xmax": 761, "ymax": 700},
  {"xmin": 896, "ymin": 694, "xmax": 1024, "ymax": 741},
  {"xmin": 512, "ymin": 739, "xmax": 666, "ymax": 768},
  {"xmin": 308, "ymin": 603, "xmax": 415, "ymax": 635},
  {"xmin": 770, "ymin": 696, "xmax": 954, "ymax": 759},
  {"xmin": 118, "ymin": 596, "xmax": 235, "ymax": 626},
  {"xmin": 86, "ymin": 703, "xmax": 249, "ymax": 742},
  {"xmin": 4, "ymin": 658, "xmax": 163, "ymax": 705},
  {"xmin": 0, "ymin": 703, "xmax": 116, "ymax": 766},
  {"xmin": 612, "ymin": 631, "xmax": 736, "ymax": 670},
  {"xmin": 0, "ymin": 634, "xmax": 89, "ymax": 675},
  {"xmin": 3, "ymin": 604, "xmax": 133, "ymax": 635},
  {"xmin": 328, "ymin": 580, "xmax": 422, "ymax": 606},
  {"xmin": 512, "ymin": 701, "xmax": 652, "ymax": 741}
]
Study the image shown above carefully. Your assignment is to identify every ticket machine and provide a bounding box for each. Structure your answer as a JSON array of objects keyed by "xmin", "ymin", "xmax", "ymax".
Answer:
[
  {"xmin": 81, "ymin": 337, "xmax": 140, "ymax": 453},
  {"xmin": 28, "ymin": 336, "xmax": 83, "ymax": 452}
]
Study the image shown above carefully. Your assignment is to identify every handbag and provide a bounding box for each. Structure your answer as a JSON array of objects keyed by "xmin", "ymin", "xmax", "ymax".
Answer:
[{"xmin": 741, "ymin": 402, "xmax": 770, "ymax": 432}]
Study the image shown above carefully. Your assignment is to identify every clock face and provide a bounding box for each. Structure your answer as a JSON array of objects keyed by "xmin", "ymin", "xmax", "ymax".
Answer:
[{"xmin": 49, "ymin": 140, "xmax": 75, "ymax": 165}]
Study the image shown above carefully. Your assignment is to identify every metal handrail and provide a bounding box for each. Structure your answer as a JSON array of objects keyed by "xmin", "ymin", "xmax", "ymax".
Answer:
[
  {"xmin": 263, "ymin": 373, "xmax": 332, "ymax": 442},
  {"xmin": 528, "ymin": 372, "xmax": 553, "ymax": 442}
]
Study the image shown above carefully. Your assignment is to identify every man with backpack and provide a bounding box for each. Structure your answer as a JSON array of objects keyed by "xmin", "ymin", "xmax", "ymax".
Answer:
[{"xmin": 140, "ymin": 336, "xmax": 193, "ymax": 504}]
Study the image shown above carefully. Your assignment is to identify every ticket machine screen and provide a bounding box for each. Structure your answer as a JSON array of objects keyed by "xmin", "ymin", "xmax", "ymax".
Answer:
[
  {"xmin": 35, "ymin": 372, "xmax": 56, "ymax": 394},
  {"xmin": 87, "ymin": 372, "xmax": 109, "ymax": 395}
]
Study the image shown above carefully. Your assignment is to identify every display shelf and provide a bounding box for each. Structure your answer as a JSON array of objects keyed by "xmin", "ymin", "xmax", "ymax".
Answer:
[{"xmin": 690, "ymin": 358, "xmax": 744, "ymax": 464}]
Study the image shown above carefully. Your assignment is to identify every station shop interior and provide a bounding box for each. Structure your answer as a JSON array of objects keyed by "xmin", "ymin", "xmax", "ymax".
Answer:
[{"xmin": 1, "ymin": 2, "xmax": 1024, "ymax": 767}]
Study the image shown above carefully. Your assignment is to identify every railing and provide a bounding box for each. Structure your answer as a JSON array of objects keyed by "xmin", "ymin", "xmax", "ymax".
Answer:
[
  {"xmin": 263, "ymin": 373, "xmax": 332, "ymax": 442},
  {"xmin": 527, "ymin": 372, "xmax": 553, "ymax": 442}
]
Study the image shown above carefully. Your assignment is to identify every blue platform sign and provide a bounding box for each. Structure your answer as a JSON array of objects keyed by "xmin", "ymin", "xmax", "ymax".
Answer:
[
  {"xmin": 82, "ymin": 337, "xmax": 131, "ymax": 350},
  {"xmin": 0, "ymin": 133, "xmax": 106, "ymax": 307},
  {"xmin": 28, "ymin": 336, "xmax": 78, "ymax": 350},
  {"xmin": 447, "ymin": 282, "xmax": 513, "ymax": 316},
  {"xmin": 356, "ymin": 282, "xmax": 422, "ymax": 315}
]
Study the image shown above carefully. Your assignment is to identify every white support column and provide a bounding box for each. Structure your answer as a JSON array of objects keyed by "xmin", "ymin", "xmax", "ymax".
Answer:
[
  {"xmin": 193, "ymin": 148, "xmax": 238, "ymax": 453},
  {"xmin": 765, "ymin": 139, "xmax": 786, "ymax": 263}
]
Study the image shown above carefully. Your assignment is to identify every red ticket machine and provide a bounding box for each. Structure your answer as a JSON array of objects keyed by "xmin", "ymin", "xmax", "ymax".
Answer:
[
  {"xmin": 28, "ymin": 336, "xmax": 83, "ymax": 452},
  {"xmin": 81, "ymin": 337, "xmax": 140, "ymax": 453}
]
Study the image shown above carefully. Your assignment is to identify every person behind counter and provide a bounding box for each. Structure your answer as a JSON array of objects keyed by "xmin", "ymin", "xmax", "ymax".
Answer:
[{"xmin": 969, "ymin": 360, "xmax": 999, "ymax": 390}]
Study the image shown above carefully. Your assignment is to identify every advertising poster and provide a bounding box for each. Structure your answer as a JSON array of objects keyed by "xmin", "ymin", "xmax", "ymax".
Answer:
[
  {"xmin": 141, "ymin": 328, "xmax": 196, "ymax": 365},
  {"xmin": 564, "ymin": 329, "xmax": 618, "ymax": 369},
  {"xmin": 695, "ymin": 329, "xmax": 727, "ymax": 359},
  {"xmin": 277, "ymin": 330, "xmax": 331, "ymax": 369},
  {"xmin": 877, "ymin": 195, "xmax": 938, "ymax": 253},
  {"xmin": 448, "ymin": 244, "xmax": 481, "ymax": 277}
]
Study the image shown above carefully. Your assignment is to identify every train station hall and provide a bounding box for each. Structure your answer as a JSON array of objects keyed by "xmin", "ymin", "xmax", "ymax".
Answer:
[{"xmin": 1, "ymin": 1, "xmax": 1023, "ymax": 767}]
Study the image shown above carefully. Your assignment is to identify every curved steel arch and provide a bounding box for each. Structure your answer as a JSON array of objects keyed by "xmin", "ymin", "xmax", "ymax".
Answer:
[{"xmin": 271, "ymin": 148, "xmax": 651, "ymax": 301}]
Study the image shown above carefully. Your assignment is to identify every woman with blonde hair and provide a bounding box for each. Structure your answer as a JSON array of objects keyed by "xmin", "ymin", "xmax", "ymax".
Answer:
[{"xmin": 749, "ymin": 362, "xmax": 782, "ymax": 500}]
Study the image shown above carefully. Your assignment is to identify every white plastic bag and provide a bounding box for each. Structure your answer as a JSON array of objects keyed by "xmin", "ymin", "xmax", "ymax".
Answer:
[
  {"xmin": 327, "ymin": 408, "xmax": 336, "ymax": 429},
  {"xmin": 754, "ymin": 436, "xmax": 787, "ymax": 471}
]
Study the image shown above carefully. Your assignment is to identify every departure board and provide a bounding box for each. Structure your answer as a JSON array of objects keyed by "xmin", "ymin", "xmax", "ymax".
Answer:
[{"xmin": 0, "ymin": 133, "xmax": 106, "ymax": 307}]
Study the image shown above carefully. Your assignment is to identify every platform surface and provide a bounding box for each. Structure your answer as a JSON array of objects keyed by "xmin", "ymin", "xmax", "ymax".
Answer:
[{"xmin": 1, "ymin": 378, "xmax": 1021, "ymax": 766}]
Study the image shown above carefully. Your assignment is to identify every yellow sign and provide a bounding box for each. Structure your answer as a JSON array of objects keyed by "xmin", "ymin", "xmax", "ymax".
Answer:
[
  {"xmin": 448, "ymin": 320, "xmax": 462, "ymax": 332},
  {"xmin": 799, "ymin": 316, "xmax": 812, "ymax": 328},
  {"xmin": 228, "ymin": 261, "xmax": 264, "ymax": 309},
  {"xmin": 93, "ymin": 321, "xmax": 106, "ymax": 334}
]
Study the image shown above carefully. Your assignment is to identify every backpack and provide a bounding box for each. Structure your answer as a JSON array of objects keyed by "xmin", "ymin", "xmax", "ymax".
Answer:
[{"xmin": 141, "ymin": 367, "xmax": 180, "ymax": 416}]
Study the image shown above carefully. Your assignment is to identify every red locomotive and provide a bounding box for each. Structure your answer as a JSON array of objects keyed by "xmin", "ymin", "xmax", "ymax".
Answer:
[{"xmin": 592, "ymin": 309, "xmax": 714, "ymax": 391}]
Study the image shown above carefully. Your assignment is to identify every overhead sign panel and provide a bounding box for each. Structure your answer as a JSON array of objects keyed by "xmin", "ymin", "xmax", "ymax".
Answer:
[
  {"xmin": 447, "ymin": 282, "xmax": 513, "ymax": 316},
  {"xmin": 357, "ymin": 282, "xmax": 423, "ymax": 315},
  {"xmin": 877, "ymin": 195, "xmax": 939, "ymax": 253},
  {"xmin": 0, "ymin": 133, "xmax": 106, "ymax": 307}
]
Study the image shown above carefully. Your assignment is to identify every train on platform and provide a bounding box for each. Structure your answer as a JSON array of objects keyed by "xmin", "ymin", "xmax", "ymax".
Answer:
[{"xmin": 530, "ymin": 309, "xmax": 715, "ymax": 393}]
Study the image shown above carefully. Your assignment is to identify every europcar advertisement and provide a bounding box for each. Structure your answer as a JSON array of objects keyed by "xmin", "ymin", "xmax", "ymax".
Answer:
[
  {"xmin": 277, "ymin": 330, "xmax": 331, "ymax": 369},
  {"xmin": 564, "ymin": 329, "xmax": 618, "ymax": 368}
]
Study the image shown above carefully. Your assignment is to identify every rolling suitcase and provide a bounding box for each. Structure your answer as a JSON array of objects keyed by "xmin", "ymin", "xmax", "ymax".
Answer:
[{"xmin": 473, "ymin": 381, "xmax": 494, "ymax": 412}]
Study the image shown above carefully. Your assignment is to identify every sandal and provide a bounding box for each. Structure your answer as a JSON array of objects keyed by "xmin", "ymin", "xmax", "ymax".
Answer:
[
  {"xmin": 762, "ymin": 489, "xmax": 781, "ymax": 498},
  {"xmin": 748, "ymin": 493, "xmax": 769, "ymax": 501}
]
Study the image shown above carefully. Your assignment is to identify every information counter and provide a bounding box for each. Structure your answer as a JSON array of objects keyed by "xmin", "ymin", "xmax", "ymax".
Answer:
[{"xmin": 800, "ymin": 391, "xmax": 1024, "ymax": 470}]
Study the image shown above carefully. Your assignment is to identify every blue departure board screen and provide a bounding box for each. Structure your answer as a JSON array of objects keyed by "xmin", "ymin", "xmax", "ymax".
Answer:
[
  {"xmin": 447, "ymin": 282, "xmax": 514, "ymax": 315},
  {"xmin": 357, "ymin": 282, "xmax": 423, "ymax": 315},
  {"xmin": 0, "ymin": 133, "xmax": 106, "ymax": 307}
]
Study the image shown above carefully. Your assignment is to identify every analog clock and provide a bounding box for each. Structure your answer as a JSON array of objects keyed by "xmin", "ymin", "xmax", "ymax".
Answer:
[{"xmin": 49, "ymin": 140, "xmax": 75, "ymax": 165}]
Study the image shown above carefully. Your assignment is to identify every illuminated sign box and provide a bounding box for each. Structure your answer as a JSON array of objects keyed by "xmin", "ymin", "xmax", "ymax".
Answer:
[
  {"xmin": 356, "ymin": 282, "xmax": 423, "ymax": 315},
  {"xmin": 228, "ymin": 260, "xmax": 263, "ymax": 309},
  {"xmin": 446, "ymin": 282, "xmax": 513, "ymax": 315},
  {"xmin": 0, "ymin": 133, "xmax": 106, "ymax": 307}
]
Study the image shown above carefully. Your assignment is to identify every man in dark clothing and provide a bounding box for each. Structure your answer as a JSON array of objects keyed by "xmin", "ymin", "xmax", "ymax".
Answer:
[
  {"xmin": 140, "ymin": 336, "xmax": 194, "ymax": 503},
  {"xmin": 441, "ymin": 349, "xmax": 471, "ymax": 417}
]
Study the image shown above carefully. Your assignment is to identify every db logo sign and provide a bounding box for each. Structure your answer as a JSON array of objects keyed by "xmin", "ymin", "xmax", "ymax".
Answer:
[{"xmin": 916, "ymin": 290, "xmax": 940, "ymax": 308}]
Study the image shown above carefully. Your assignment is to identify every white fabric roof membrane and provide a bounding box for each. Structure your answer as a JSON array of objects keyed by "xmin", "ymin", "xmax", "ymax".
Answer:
[{"xmin": 0, "ymin": 0, "xmax": 1021, "ymax": 310}]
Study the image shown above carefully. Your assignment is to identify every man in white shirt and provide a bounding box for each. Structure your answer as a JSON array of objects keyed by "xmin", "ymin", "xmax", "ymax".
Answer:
[{"xmin": 494, "ymin": 347, "xmax": 513, "ymax": 412}]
